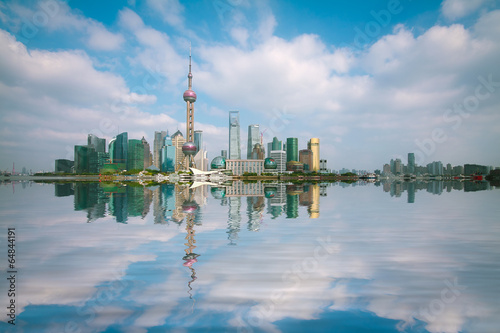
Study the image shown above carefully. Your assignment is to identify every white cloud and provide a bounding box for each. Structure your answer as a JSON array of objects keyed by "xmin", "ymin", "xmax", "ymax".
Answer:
[
  {"xmin": 118, "ymin": 8, "xmax": 185, "ymax": 87},
  {"xmin": 86, "ymin": 23, "xmax": 125, "ymax": 51},
  {"xmin": 1, "ymin": 0, "xmax": 124, "ymax": 51},
  {"xmin": 146, "ymin": 0, "xmax": 184, "ymax": 27},
  {"xmin": 441, "ymin": 0, "xmax": 493, "ymax": 20}
]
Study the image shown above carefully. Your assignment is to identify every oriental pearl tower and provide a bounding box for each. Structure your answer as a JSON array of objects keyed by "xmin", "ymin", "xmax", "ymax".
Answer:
[{"xmin": 179, "ymin": 45, "xmax": 197, "ymax": 170}]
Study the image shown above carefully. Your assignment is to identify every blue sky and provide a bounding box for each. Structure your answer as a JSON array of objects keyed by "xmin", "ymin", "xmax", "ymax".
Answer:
[{"xmin": 1, "ymin": 0, "xmax": 500, "ymax": 172}]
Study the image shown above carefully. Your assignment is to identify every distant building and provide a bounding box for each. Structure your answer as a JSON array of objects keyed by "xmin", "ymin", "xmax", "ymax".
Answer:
[
  {"xmin": 221, "ymin": 150, "xmax": 228, "ymax": 159},
  {"xmin": 55, "ymin": 159, "xmax": 74, "ymax": 173},
  {"xmin": 320, "ymin": 159, "xmax": 328, "ymax": 173},
  {"xmin": 308, "ymin": 138, "xmax": 320, "ymax": 172},
  {"xmin": 229, "ymin": 111, "xmax": 241, "ymax": 159},
  {"xmin": 408, "ymin": 153, "xmax": 415, "ymax": 174},
  {"xmin": 394, "ymin": 158, "xmax": 403, "ymax": 174},
  {"xmin": 247, "ymin": 124, "xmax": 260, "ymax": 159},
  {"xmin": 464, "ymin": 164, "xmax": 489, "ymax": 175},
  {"xmin": 427, "ymin": 161, "xmax": 443, "ymax": 175},
  {"xmin": 286, "ymin": 138, "xmax": 298, "ymax": 162},
  {"xmin": 226, "ymin": 159, "xmax": 264, "ymax": 175},
  {"xmin": 383, "ymin": 164, "xmax": 391, "ymax": 174}
]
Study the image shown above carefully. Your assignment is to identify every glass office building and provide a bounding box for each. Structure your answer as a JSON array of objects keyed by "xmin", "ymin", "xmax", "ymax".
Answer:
[
  {"xmin": 286, "ymin": 137, "xmax": 298, "ymax": 162},
  {"xmin": 128, "ymin": 139, "xmax": 144, "ymax": 170}
]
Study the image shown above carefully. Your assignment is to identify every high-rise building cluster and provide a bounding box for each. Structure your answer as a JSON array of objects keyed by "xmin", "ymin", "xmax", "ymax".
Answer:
[
  {"xmin": 53, "ymin": 48, "xmax": 322, "ymax": 176},
  {"xmin": 381, "ymin": 153, "xmax": 494, "ymax": 176},
  {"xmin": 59, "ymin": 133, "xmax": 153, "ymax": 174},
  {"xmin": 223, "ymin": 110, "xmax": 322, "ymax": 175},
  {"xmin": 55, "ymin": 46, "xmax": 208, "ymax": 174}
]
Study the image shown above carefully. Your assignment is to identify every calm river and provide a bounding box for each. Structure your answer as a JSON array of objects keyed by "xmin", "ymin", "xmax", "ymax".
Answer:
[{"xmin": 0, "ymin": 180, "xmax": 499, "ymax": 333}]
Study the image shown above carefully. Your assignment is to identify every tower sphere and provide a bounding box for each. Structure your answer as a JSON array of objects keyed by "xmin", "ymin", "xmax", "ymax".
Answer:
[
  {"xmin": 182, "ymin": 200, "xmax": 198, "ymax": 213},
  {"xmin": 183, "ymin": 89, "xmax": 197, "ymax": 103},
  {"xmin": 182, "ymin": 142, "xmax": 197, "ymax": 156}
]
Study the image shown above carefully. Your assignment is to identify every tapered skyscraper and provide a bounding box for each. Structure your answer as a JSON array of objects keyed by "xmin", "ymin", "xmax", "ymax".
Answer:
[{"xmin": 229, "ymin": 111, "xmax": 241, "ymax": 159}]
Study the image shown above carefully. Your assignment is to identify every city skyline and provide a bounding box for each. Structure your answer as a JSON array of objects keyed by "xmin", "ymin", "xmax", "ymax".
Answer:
[{"xmin": 1, "ymin": 0, "xmax": 500, "ymax": 172}]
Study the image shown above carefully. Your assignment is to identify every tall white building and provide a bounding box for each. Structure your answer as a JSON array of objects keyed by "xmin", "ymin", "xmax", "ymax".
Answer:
[
  {"xmin": 229, "ymin": 111, "xmax": 241, "ymax": 159},
  {"xmin": 270, "ymin": 150, "xmax": 286, "ymax": 173},
  {"xmin": 247, "ymin": 124, "xmax": 260, "ymax": 159}
]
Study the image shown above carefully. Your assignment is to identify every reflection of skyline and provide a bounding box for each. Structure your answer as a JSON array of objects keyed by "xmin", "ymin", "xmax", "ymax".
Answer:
[
  {"xmin": 54, "ymin": 180, "xmax": 497, "ymax": 225},
  {"xmin": 2, "ymin": 179, "xmax": 500, "ymax": 333},
  {"xmin": 67, "ymin": 181, "xmax": 323, "ymax": 224},
  {"xmin": 381, "ymin": 180, "xmax": 492, "ymax": 203}
]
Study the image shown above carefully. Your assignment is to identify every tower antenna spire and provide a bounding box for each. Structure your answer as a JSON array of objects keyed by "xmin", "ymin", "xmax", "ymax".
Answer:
[{"xmin": 188, "ymin": 42, "xmax": 193, "ymax": 89}]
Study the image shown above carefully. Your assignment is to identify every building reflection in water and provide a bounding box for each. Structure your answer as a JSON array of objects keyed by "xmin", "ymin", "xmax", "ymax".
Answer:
[
  {"xmin": 381, "ymin": 179, "xmax": 491, "ymax": 203},
  {"xmin": 179, "ymin": 187, "xmax": 201, "ymax": 304},
  {"xmin": 59, "ymin": 180, "xmax": 496, "ymax": 226}
]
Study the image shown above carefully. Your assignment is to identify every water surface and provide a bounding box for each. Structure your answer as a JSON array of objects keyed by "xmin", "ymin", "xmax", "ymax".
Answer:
[{"xmin": 0, "ymin": 180, "xmax": 499, "ymax": 333}]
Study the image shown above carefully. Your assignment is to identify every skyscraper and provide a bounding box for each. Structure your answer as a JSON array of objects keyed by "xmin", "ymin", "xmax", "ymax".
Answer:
[
  {"xmin": 194, "ymin": 130, "xmax": 207, "ymax": 170},
  {"xmin": 142, "ymin": 137, "xmax": 152, "ymax": 168},
  {"xmin": 74, "ymin": 145, "xmax": 91, "ymax": 173},
  {"xmin": 172, "ymin": 130, "xmax": 186, "ymax": 170},
  {"xmin": 127, "ymin": 139, "xmax": 144, "ymax": 170},
  {"xmin": 286, "ymin": 138, "xmax": 298, "ymax": 162},
  {"xmin": 112, "ymin": 132, "xmax": 128, "ymax": 170},
  {"xmin": 161, "ymin": 133, "xmax": 176, "ymax": 172},
  {"xmin": 88, "ymin": 134, "xmax": 105, "ymax": 153},
  {"xmin": 408, "ymin": 153, "xmax": 415, "ymax": 174},
  {"xmin": 308, "ymin": 138, "xmax": 320, "ymax": 172},
  {"xmin": 247, "ymin": 124, "xmax": 260, "ymax": 159},
  {"xmin": 272, "ymin": 137, "xmax": 282, "ymax": 151},
  {"xmin": 153, "ymin": 131, "xmax": 167, "ymax": 169},
  {"xmin": 194, "ymin": 130, "xmax": 203, "ymax": 154},
  {"xmin": 229, "ymin": 111, "xmax": 241, "ymax": 159}
]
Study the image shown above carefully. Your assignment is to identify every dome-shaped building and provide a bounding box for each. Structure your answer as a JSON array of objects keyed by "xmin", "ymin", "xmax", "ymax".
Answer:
[
  {"xmin": 264, "ymin": 187, "xmax": 277, "ymax": 198},
  {"xmin": 264, "ymin": 158, "xmax": 277, "ymax": 170},
  {"xmin": 210, "ymin": 187, "xmax": 226, "ymax": 199},
  {"xmin": 211, "ymin": 156, "xmax": 226, "ymax": 170}
]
